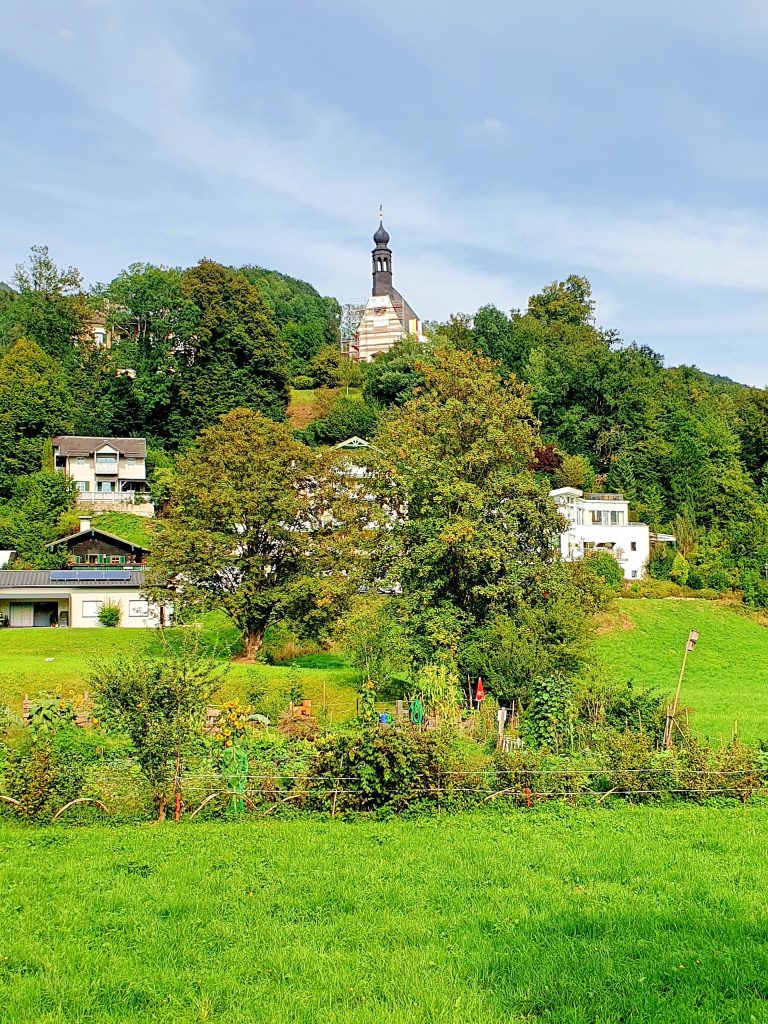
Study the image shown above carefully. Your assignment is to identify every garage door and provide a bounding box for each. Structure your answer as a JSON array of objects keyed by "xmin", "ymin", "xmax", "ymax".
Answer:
[{"xmin": 9, "ymin": 603, "xmax": 33, "ymax": 627}]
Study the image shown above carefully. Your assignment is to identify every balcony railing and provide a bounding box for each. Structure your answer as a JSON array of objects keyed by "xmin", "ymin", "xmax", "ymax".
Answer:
[{"xmin": 76, "ymin": 491, "xmax": 151, "ymax": 506}]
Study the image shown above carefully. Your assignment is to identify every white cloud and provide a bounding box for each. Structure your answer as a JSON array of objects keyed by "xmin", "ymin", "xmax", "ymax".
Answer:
[
  {"xmin": 3, "ymin": 0, "xmax": 768, "ymax": 370},
  {"xmin": 474, "ymin": 116, "xmax": 506, "ymax": 138}
]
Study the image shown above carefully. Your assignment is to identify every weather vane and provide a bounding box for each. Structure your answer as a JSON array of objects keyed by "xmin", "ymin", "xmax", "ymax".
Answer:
[{"xmin": 379, "ymin": 204, "xmax": 383, "ymax": 221}]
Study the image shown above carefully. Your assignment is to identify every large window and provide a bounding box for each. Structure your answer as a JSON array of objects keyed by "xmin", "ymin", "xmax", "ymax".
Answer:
[
  {"xmin": 81, "ymin": 600, "xmax": 101, "ymax": 618},
  {"xmin": 591, "ymin": 509, "xmax": 625, "ymax": 526},
  {"xmin": 129, "ymin": 600, "xmax": 150, "ymax": 618},
  {"xmin": 96, "ymin": 454, "xmax": 117, "ymax": 464}
]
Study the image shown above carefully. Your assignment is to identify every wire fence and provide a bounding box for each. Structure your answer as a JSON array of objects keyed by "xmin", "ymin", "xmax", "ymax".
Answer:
[{"xmin": 28, "ymin": 763, "xmax": 763, "ymax": 822}]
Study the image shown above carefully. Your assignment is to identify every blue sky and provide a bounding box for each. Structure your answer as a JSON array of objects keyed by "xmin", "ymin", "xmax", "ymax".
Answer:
[{"xmin": 2, "ymin": 0, "xmax": 768, "ymax": 383}]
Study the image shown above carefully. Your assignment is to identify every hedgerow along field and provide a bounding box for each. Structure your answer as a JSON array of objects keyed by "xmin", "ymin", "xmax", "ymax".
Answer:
[
  {"xmin": 595, "ymin": 599, "xmax": 768, "ymax": 744},
  {"xmin": 1, "ymin": 805, "xmax": 767, "ymax": 1023}
]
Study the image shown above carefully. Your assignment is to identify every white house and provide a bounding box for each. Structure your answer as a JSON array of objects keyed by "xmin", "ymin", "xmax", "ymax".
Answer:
[
  {"xmin": 549, "ymin": 487, "xmax": 650, "ymax": 580},
  {"xmin": 52, "ymin": 436, "xmax": 153, "ymax": 515},
  {"xmin": 0, "ymin": 569, "xmax": 170, "ymax": 628}
]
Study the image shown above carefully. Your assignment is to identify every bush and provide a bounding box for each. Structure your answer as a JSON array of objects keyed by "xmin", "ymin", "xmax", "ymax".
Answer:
[
  {"xmin": 98, "ymin": 601, "xmax": 122, "ymax": 627},
  {"xmin": 584, "ymin": 551, "xmax": 624, "ymax": 591},
  {"xmin": 307, "ymin": 725, "xmax": 455, "ymax": 812},
  {"xmin": 669, "ymin": 553, "xmax": 690, "ymax": 587},
  {"xmin": 5, "ymin": 736, "xmax": 85, "ymax": 821},
  {"xmin": 647, "ymin": 544, "xmax": 675, "ymax": 580},
  {"xmin": 575, "ymin": 679, "xmax": 666, "ymax": 744},
  {"xmin": 687, "ymin": 568, "xmax": 704, "ymax": 590},
  {"xmin": 291, "ymin": 375, "xmax": 315, "ymax": 390},
  {"xmin": 706, "ymin": 565, "xmax": 731, "ymax": 593}
]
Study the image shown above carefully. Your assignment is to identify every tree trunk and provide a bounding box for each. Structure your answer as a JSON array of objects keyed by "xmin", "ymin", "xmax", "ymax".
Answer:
[
  {"xmin": 157, "ymin": 793, "xmax": 166, "ymax": 822},
  {"xmin": 241, "ymin": 630, "xmax": 263, "ymax": 662}
]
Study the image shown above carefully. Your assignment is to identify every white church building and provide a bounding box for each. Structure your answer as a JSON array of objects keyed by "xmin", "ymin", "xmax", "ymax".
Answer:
[
  {"xmin": 350, "ymin": 217, "xmax": 427, "ymax": 361},
  {"xmin": 549, "ymin": 487, "xmax": 651, "ymax": 580}
]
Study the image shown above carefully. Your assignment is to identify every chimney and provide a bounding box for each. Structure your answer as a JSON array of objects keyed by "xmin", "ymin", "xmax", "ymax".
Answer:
[{"xmin": 79, "ymin": 516, "xmax": 92, "ymax": 532}]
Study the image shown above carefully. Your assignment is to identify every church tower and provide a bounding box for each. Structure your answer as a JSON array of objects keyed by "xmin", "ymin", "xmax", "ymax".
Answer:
[
  {"xmin": 351, "ymin": 212, "xmax": 426, "ymax": 362},
  {"xmin": 372, "ymin": 219, "xmax": 393, "ymax": 296}
]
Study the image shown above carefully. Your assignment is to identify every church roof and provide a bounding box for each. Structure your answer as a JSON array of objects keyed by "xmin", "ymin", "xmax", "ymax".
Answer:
[{"xmin": 373, "ymin": 220, "xmax": 390, "ymax": 246}]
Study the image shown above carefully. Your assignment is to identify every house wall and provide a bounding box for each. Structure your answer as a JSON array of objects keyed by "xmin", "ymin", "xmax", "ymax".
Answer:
[
  {"xmin": 558, "ymin": 522, "xmax": 650, "ymax": 580},
  {"xmin": 62, "ymin": 446, "xmax": 147, "ymax": 494},
  {"xmin": 0, "ymin": 589, "xmax": 169, "ymax": 628},
  {"xmin": 68, "ymin": 588, "xmax": 164, "ymax": 628},
  {"xmin": 65, "ymin": 537, "xmax": 143, "ymax": 567}
]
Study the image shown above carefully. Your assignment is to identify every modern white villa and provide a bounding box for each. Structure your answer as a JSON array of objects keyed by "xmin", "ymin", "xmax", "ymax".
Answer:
[
  {"xmin": 549, "ymin": 487, "xmax": 651, "ymax": 580},
  {"xmin": 52, "ymin": 436, "xmax": 153, "ymax": 515}
]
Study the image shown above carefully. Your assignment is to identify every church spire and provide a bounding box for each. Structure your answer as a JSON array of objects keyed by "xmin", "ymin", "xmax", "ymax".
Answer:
[{"xmin": 372, "ymin": 209, "xmax": 393, "ymax": 296}]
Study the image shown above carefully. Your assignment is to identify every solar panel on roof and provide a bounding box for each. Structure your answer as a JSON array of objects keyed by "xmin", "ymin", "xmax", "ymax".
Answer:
[{"xmin": 50, "ymin": 569, "xmax": 132, "ymax": 582}]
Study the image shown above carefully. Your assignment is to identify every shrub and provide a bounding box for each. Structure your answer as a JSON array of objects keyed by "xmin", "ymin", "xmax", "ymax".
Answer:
[
  {"xmin": 575, "ymin": 679, "xmax": 666, "ymax": 744},
  {"xmin": 687, "ymin": 568, "xmax": 704, "ymax": 590},
  {"xmin": 291, "ymin": 375, "xmax": 315, "ymax": 390},
  {"xmin": 308, "ymin": 725, "xmax": 454, "ymax": 812},
  {"xmin": 584, "ymin": 551, "xmax": 624, "ymax": 591},
  {"xmin": 98, "ymin": 601, "xmax": 122, "ymax": 627},
  {"xmin": 706, "ymin": 565, "xmax": 731, "ymax": 593},
  {"xmin": 647, "ymin": 544, "xmax": 675, "ymax": 580},
  {"xmin": 5, "ymin": 736, "xmax": 85, "ymax": 821},
  {"xmin": 523, "ymin": 674, "xmax": 574, "ymax": 751},
  {"xmin": 90, "ymin": 654, "xmax": 224, "ymax": 820},
  {"xmin": 669, "ymin": 554, "xmax": 690, "ymax": 587}
]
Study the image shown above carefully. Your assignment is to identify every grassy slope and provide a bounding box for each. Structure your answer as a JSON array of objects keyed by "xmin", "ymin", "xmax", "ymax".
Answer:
[
  {"xmin": 0, "ymin": 806, "xmax": 767, "ymax": 1022},
  {"xmin": 91, "ymin": 511, "xmax": 156, "ymax": 548},
  {"xmin": 594, "ymin": 599, "xmax": 768, "ymax": 743}
]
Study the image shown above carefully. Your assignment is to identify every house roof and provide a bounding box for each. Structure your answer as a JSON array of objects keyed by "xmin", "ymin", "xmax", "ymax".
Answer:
[
  {"xmin": 45, "ymin": 527, "xmax": 150, "ymax": 553},
  {"xmin": 334, "ymin": 436, "xmax": 372, "ymax": 450},
  {"xmin": 51, "ymin": 435, "xmax": 147, "ymax": 458},
  {"xmin": 0, "ymin": 569, "xmax": 146, "ymax": 589}
]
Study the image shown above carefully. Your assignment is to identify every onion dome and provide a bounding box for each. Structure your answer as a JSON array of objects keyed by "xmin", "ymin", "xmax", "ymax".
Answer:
[{"xmin": 373, "ymin": 220, "xmax": 390, "ymax": 246}]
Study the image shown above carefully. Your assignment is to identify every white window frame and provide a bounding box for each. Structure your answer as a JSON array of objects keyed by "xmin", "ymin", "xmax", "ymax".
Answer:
[{"xmin": 129, "ymin": 600, "xmax": 150, "ymax": 618}]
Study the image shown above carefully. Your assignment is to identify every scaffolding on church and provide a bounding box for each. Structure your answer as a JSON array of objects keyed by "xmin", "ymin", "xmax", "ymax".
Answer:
[{"xmin": 340, "ymin": 300, "xmax": 367, "ymax": 358}]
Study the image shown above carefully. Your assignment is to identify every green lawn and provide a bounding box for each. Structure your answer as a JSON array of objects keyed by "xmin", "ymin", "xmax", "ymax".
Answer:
[
  {"xmin": 0, "ymin": 624, "xmax": 362, "ymax": 720},
  {"xmin": 0, "ymin": 806, "xmax": 767, "ymax": 1022},
  {"xmin": 595, "ymin": 599, "xmax": 768, "ymax": 743}
]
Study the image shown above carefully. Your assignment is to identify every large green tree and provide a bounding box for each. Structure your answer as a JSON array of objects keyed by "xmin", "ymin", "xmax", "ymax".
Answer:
[
  {"xmin": 364, "ymin": 346, "xmax": 601, "ymax": 693},
  {"xmin": 0, "ymin": 338, "xmax": 74, "ymax": 496},
  {"xmin": 237, "ymin": 265, "xmax": 341, "ymax": 376},
  {"xmin": 0, "ymin": 246, "xmax": 89, "ymax": 363},
  {"xmin": 146, "ymin": 408, "xmax": 358, "ymax": 658},
  {"xmin": 167, "ymin": 261, "xmax": 289, "ymax": 444}
]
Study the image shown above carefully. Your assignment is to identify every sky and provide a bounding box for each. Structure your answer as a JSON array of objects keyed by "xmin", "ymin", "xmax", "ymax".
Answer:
[{"xmin": 2, "ymin": 0, "xmax": 768, "ymax": 383}]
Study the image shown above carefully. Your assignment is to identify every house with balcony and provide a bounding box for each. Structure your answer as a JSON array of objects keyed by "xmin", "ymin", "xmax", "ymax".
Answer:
[
  {"xmin": 52, "ymin": 436, "xmax": 153, "ymax": 515},
  {"xmin": 549, "ymin": 487, "xmax": 650, "ymax": 580}
]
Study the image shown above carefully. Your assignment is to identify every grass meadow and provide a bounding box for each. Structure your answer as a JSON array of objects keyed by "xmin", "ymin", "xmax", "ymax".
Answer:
[
  {"xmin": 0, "ymin": 618, "xmax": 362, "ymax": 721},
  {"xmin": 0, "ymin": 805, "xmax": 766, "ymax": 1023},
  {"xmin": 595, "ymin": 599, "xmax": 768, "ymax": 743},
  {"xmin": 3, "ymin": 597, "xmax": 768, "ymax": 736}
]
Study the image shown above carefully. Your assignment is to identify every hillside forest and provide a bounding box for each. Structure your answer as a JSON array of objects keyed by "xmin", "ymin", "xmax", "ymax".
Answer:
[{"xmin": 2, "ymin": 244, "xmax": 768, "ymax": 653}]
